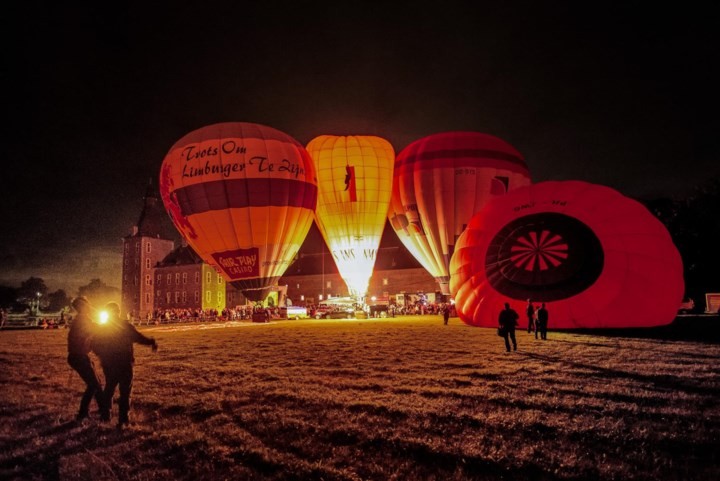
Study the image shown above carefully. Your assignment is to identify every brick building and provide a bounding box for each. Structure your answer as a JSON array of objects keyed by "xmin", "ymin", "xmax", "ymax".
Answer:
[
  {"xmin": 121, "ymin": 184, "xmax": 175, "ymax": 319},
  {"xmin": 154, "ymin": 245, "xmax": 228, "ymax": 313}
]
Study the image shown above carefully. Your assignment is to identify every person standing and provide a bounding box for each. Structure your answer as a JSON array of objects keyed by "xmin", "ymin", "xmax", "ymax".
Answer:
[
  {"xmin": 443, "ymin": 304, "xmax": 450, "ymax": 325},
  {"xmin": 526, "ymin": 299, "xmax": 535, "ymax": 333},
  {"xmin": 498, "ymin": 302, "xmax": 519, "ymax": 352},
  {"xmin": 93, "ymin": 302, "xmax": 158, "ymax": 427},
  {"xmin": 66, "ymin": 296, "xmax": 105, "ymax": 421},
  {"xmin": 536, "ymin": 303, "xmax": 549, "ymax": 340}
]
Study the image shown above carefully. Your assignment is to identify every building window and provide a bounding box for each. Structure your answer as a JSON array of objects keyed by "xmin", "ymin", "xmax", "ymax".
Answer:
[
  {"xmin": 166, "ymin": 292, "xmax": 171, "ymax": 304},
  {"xmin": 326, "ymin": 281, "xmax": 332, "ymax": 289},
  {"xmin": 157, "ymin": 274, "xmax": 161, "ymax": 283},
  {"xmin": 124, "ymin": 243, "xmax": 129, "ymax": 253},
  {"xmin": 146, "ymin": 259, "xmax": 151, "ymax": 269},
  {"xmin": 133, "ymin": 276, "xmax": 138, "ymax": 286},
  {"xmin": 183, "ymin": 273, "xmax": 187, "ymax": 284},
  {"xmin": 182, "ymin": 291, "xmax": 187, "ymax": 303},
  {"xmin": 195, "ymin": 291, "xmax": 200, "ymax": 302},
  {"xmin": 195, "ymin": 272, "xmax": 200, "ymax": 284},
  {"xmin": 146, "ymin": 242, "xmax": 151, "ymax": 253},
  {"xmin": 206, "ymin": 291, "xmax": 211, "ymax": 302},
  {"xmin": 135, "ymin": 242, "xmax": 140, "ymax": 254},
  {"xmin": 145, "ymin": 275, "xmax": 151, "ymax": 286},
  {"xmin": 175, "ymin": 273, "xmax": 180, "ymax": 285},
  {"xmin": 156, "ymin": 290, "xmax": 161, "ymax": 298},
  {"xmin": 124, "ymin": 258, "xmax": 128, "ymax": 267},
  {"xmin": 167, "ymin": 274, "xmax": 172, "ymax": 284},
  {"xmin": 134, "ymin": 258, "xmax": 139, "ymax": 265},
  {"xmin": 217, "ymin": 291, "xmax": 223, "ymax": 302},
  {"xmin": 175, "ymin": 292, "xmax": 180, "ymax": 304},
  {"xmin": 206, "ymin": 272, "xmax": 211, "ymax": 284},
  {"xmin": 145, "ymin": 293, "xmax": 151, "ymax": 304},
  {"xmin": 383, "ymin": 278, "xmax": 389, "ymax": 286},
  {"xmin": 296, "ymin": 283, "xmax": 300, "ymax": 289},
  {"xmin": 218, "ymin": 275, "xmax": 222, "ymax": 284}
]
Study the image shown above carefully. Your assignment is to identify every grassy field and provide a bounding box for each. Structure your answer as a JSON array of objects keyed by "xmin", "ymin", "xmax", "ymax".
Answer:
[{"xmin": 1, "ymin": 316, "xmax": 718, "ymax": 480}]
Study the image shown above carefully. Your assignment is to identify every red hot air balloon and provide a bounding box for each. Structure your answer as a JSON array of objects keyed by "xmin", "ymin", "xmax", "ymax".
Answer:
[
  {"xmin": 159, "ymin": 122, "xmax": 317, "ymax": 301},
  {"xmin": 388, "ymin": 132, "xmax": 531, "ymax": 295},
  {"xmin": 450, "ymin": 181, "xmax": 684, "ymax": 329}
]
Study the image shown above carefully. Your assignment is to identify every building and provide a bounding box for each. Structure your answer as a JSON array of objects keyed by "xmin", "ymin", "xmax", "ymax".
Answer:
[
  {"xmin": 154, "ymin": 245, "xmax": 227, "ymax": 314},
  {"xmin": 121, "ymin": 184, "xmax": 175, "ymax": 319}
]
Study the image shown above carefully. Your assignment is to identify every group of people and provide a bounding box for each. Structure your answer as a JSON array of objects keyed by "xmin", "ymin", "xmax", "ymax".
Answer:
[
  {"xmin": 67, "ymin": 296, "xmax": 158, "ymax": 427},
  {"xmin": 497, "ymin": 300, "xmax": 550, "ymax": 352}
]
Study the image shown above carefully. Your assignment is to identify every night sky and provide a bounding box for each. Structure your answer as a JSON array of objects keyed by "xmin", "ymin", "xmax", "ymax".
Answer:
[{"xmin": 3, "ymin": 2, "xmax": 718, "ymax": 293}]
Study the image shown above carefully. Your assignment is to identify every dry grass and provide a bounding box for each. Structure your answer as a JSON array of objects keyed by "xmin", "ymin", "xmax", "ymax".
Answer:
[{"xmin": 1, "ymin": 317, "xmax": 719, "ymax": 480}]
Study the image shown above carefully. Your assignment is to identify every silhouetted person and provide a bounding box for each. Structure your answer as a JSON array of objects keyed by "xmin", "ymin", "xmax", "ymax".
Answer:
[
  {"xmin": 93, "ymin": 302, "xmax": 157, "ymax": 427},
  {"xmin": 498, "ymin": 302, "xmax": 519, "ymax": 352},
  {"xmin": 67, "ymin": 297, "xmax": 105, "ymax": 421},
  {"xmin": 536, "ymin": 303, "xmax": 548, "ymax": 340},
  {"xmin": 443, "ymin": 305, "xmax": 450, "ymax": 325},
  {"xmin": 526, "ymin": 299, "xmax": 535, "ymax": 333}
]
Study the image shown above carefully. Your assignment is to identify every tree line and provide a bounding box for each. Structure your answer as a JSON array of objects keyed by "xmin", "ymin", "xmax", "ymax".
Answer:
[{"xmin": 0, "ymin": 278, "xmax": 119, "ymax": 313}]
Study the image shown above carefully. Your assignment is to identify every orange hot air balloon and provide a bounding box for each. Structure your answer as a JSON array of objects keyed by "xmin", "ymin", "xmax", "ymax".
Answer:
[
  {"xmin": 159, "ymin": 122, "xmax": 317, "ymax": 301},
  {"xmin": 450, "ymin": 181, "xmax": 684, "ymax": 329},
  {"xmin": 307, "ymin": 135, "xmax": 394, "ymax": 298},
  {"xmin": 388, "ymin": 131, "xmax": 531, "ymax": 295}
]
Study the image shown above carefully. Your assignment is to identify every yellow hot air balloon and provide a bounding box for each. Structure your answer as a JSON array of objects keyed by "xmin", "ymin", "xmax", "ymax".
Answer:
[{"xmin": 307, "ymin": 135, "xmax": 395, "ymax": 298}]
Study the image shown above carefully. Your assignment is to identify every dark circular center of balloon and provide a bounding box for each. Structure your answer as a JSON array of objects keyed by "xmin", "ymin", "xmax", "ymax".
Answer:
[{"xmin": 485, "ymin": 213, "xmax": 604, "ymax": 302}]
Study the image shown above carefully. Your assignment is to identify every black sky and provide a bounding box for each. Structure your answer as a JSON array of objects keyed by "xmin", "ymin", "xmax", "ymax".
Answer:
[{"xmin": 2, "ymin": 1, "xmax": 719, "ymax": 292}]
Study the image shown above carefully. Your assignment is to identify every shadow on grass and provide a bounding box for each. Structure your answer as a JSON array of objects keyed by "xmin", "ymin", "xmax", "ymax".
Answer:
[{"xmin": 556, "ymin": 315, "xmax": 720, "ymax": 344}]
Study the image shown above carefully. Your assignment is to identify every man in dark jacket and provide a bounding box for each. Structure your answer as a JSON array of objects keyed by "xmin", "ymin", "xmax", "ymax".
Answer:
[
  {"xmin": 93, "ymin": 302, "xmax": 158, "ymax": 427},
  {"xmin": 498, "ymin": 302, "xmax": 519, "ymax": 352},
  {"xmin": 536, "ymin": 303, "xmax": 549, "ymax": 340},
  {"xmin": 67, "ymin": 296, "xmax": 105, "ymax": 420}
]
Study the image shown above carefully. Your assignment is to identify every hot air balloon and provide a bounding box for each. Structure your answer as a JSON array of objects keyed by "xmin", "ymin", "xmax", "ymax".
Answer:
[
  {"xmin": 159, "ymin": 122, "xmax": 317, "ymax": 301},
  {"xmin": 307, "ymin": 135, "xmax": 394, "ymax": 298},
  {"xmin": 450, "ymin": 181, "xmax": 684, "ymax": 328},
  {"xmin": 388, "ymin": 131, "xmax": 531, "ymax": 295}
]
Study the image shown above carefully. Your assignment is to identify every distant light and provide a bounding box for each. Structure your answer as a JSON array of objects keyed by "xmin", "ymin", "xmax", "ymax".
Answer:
[
  {"xmin": 99, "ymin": 311, "xmax": 109, "ymax": 324},
  {"xmin": 319, "ymin": 295, "xmax": 323, "ymax": 301},
  {"xmin": 300, "ymin": 295, "xmax": 305, "ymax": 301},
  {"xmin": 371, "ymin": 296, "xmax": 377, "ymax": 301}
]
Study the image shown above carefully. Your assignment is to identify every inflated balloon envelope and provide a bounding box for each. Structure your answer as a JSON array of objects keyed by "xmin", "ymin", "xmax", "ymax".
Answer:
[
  {"xmin": 388, "ymin": 131, "xmax": 532, "ymax": 295},
  {"xmin": 307, "ymin": 135, "xmax": 394, "ymax": 298},
  {"xmin": 450, "ymin": 181, "xmax": 684, "ymax": 329},
  {"xmin": 159, "ymin": 122, "xmax": 317, "ymax": 301}
]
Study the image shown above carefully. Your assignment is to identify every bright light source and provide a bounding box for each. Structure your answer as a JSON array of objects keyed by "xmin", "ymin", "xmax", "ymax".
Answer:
[
  {"xmin": 371, "ymin": 296, "xmax": 377, "ymax": 301},
  {"xmin": 99, "ymin": 311, "xmax": 109, "ymax": 324}
]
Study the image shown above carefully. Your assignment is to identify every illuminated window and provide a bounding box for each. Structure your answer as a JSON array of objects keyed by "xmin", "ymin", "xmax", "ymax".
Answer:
[
  {"xmin": 166, "ymin": 292, "xmax": 171, "ymax": 304},
  {"xmin": 167, "ymin": 274, "xmax": 172, "ymax": 284},
  {"xmin": 383, "ymin": 278, "xmax": 388, "ymax": 286},
  {"xmin": 217, "ymin": 291, "xmax": 222, "ymax": 302},
  {"xmin": 183, "ymin": 273, "xmax": 187, "ymax": 284},
  {"xmin": 206, "ymin": 272, "xmax": 211, "ymax": 284},
  {"xmin": 296, "ymin": 283, "xmax": 300, "ymax": 289},
  {"xmin": 175, "ymin": 273, "xmax": 180, "ymax": 285},
  {"xmin": 326, "ymin": 281, "xmax": 332, "ymax": 289}
]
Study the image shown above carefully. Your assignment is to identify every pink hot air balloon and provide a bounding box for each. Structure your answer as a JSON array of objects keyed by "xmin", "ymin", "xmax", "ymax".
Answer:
[
  {"xmin": 450, "ymin": 181, "xmax": 684, "ymax": 329},
  {"xmin": 389, "ymin": 132, "xmax": 531, "ymax": 295}
]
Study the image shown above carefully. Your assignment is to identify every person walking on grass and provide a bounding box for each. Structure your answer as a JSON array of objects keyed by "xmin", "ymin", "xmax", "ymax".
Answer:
[
  {"xmin": 498, "ymin": 302, "xmax": 519, "ymax": 352},
  {"xmin": 443, "ymin": 304, "xmax": 451, "ymax": 325},
  {"xmin": 525, "ymin": 299, "xmax": 535, "ymax": 333},
  {"xmin": 93, "ymin": 302, "xmax": 158, "ymax": 428},
  {"xmin": 67, "ymin": 296, "xmax": 106, "ymax": 421},
  {"xmin": 536, "ymin": 303, "xmax": 549, "ymax": 340}
]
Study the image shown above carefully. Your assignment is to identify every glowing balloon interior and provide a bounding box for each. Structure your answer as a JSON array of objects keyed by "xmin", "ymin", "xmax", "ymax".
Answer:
[
  {"xmin": 159, "ymin": 122, "xmax": 317, "ymax": 301},
  {"xmin": 389, "ymin": 131, "xmax": 531, "ymax": 295},
  {"xmin": 307, "ymin": 135, "xmax": 394, "ymax": 298},
  {"xmin": 450, "ymin": 181, "xmax": 684, "ymax": 328}
]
